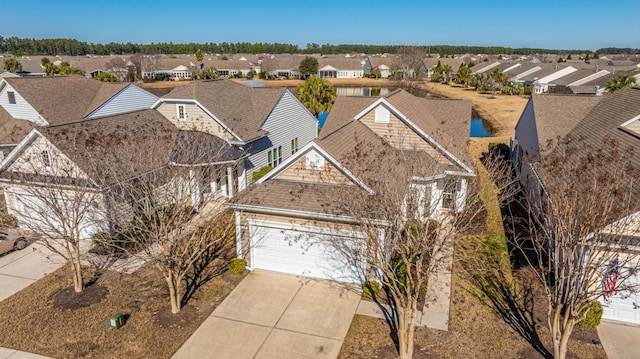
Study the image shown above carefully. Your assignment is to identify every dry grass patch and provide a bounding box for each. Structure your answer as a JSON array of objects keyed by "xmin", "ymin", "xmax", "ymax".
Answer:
[{"xmin": 0, "ymin": 261, "xmax": 244, "ymax": 358}]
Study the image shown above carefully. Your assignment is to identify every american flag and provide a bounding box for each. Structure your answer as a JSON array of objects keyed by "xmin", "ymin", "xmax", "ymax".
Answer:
[{"xmin": 603, "ymin": 258, "xmax": 619, "ymax": 300}]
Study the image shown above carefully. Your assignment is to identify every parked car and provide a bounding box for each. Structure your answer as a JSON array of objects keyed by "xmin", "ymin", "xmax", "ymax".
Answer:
[{"xmin": 0, "ymin": 228, "xmax": 30, "ymax": 255}]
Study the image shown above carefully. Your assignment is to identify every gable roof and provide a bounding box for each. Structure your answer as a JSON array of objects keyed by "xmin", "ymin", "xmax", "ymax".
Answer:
[
  {"xmin": 1, "ymin": 76, "xmax": 128, "ymax": 125},
  {"xmin": 161, "ymin": 79, "xmax": 285, "ymax": 142},
  {"xmin": 520, "ymin": 94, "xmax": 603, "ymax": 150},
  {"xmin": 0, "ymin": 109, "xmax": 240, "ymax": 187},
  {"xmin": 320, "ymin": 89, "xmax": 474, "ymax": 172}
]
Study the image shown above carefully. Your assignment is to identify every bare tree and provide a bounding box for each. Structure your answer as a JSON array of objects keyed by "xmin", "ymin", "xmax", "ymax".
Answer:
[
  {"xmin": 312, "ymin": 136, "xmax": 482, "ymax": 359},
  {"xmin": 505, "ymin": 136, "xmax": 640, "ymax": 359},
  {"xmin": 105, "ymin": 131, "xmax": 242, "ymax": 314},
  {"xmin": 394, "ymin": 46, "xmax": 425, "ymax": 89},
  {"xmin": 0, "ymin": 132, "xmax": 105, "ymax": 293}
]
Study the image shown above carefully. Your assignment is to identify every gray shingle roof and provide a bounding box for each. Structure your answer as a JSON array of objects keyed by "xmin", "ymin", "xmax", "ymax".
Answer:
[
  {"xmin": 163, "ymin": 79, "xmax": 285, "ymax": 142},
  {"xmin": 3, "ymin": 76, "xmax": 128, "ymax": 125}
]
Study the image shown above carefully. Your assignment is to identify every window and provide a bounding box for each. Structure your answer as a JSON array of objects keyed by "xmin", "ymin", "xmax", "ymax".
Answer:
[
  {"xmin": 268, "ymin": 146, "xmax": 282, "ymax": 167},
  {"xmin": 374, "ymin": 105, "xmax": 390, "ymax": 123},
  {"xmin": 291, "ymin": 138, "xmax": 298, "ymax": 155},
  {"xmin": 440, "ymin": 178, "xmax": 458, "ymax": 210},
  {"xmin": 41, "ymin": 149, "xmax": 51, "ymax": 168},
  {"xmin": 7, "ymin": 91, "xmax": 16, "ymax": 104},
  {"xmin": 176, "ymin": 104, "xmax": 187, "ymax": 121}
]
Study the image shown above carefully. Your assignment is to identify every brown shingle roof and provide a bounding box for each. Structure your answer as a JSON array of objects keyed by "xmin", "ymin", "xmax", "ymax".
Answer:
[
  {"xmin": 230, "ymin": 179, "xmax": 366, "ymax": 216},
  {"xmin": 164, "ymin": 79, "xmax": 285, "ymax": 142},
  {"xmin": 0, "ymin": 106, "xmax": 36, "ymax": 145},
  {"xmin": 3, "ymin": 76, "xmax": 127, "ymax": 125},
  {"xmin": 41, "ymin": 109, "xmax": 178, "ymax": 184},
  {"xmin": 526, "ymin": 94, "xmax": 603, "ymax": 149}
]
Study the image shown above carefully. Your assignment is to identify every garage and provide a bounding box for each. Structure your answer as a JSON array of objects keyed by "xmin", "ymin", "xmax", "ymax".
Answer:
[
  {"xmin": 601, "ymin": 269, "xmax": 640, "ymax": 325},
  {"xmin": 248, "ymin": 220, "xmax": 365, "ymax": 284}
]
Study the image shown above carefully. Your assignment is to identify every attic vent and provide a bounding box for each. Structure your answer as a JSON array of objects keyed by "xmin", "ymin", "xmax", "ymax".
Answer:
[
  {"xmin": 305, "ymin": 151, "xmax": 325, "ymax": 170},
  {"xmin": 374, "ymin": 105, "xmax": 390, "ymax": 123}
]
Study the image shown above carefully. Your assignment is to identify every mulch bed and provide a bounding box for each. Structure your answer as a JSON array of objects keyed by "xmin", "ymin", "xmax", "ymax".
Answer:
[{"xmin": 0, "ymin": 258, "xmax": 246, "ymax": 358}]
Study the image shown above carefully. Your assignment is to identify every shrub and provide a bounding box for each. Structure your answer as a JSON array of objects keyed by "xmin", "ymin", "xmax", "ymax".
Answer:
[
  {"xmin": 229, "ymin": 258, "xmax": 246, "ymax": 275},
  {"xmin": 577, "ymin": 301, "xmax": 603, "ymax": 328},
  {"xmin": 0, "ymin": 212, "xmax": 17, "ymax": 229},
  {"xmin": 251, "ymin": 165, "xmax": 273, "ymax": 183},
  {"xmin": 363, "ymin": 281, "xmax": 381, "ymax": 299}
]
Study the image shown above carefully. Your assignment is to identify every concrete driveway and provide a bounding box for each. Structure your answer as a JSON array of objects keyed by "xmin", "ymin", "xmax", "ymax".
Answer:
[
  {"xmin": 598, "ymin": 320, "xmax": 640, "ymax": 359},
  {"xmin": 172, "ymin": 270, "xmax": 361, "ymax": 359},
  {"xmin": 0, "ymin": 242, "xmax": 65, "ymax": 302}
]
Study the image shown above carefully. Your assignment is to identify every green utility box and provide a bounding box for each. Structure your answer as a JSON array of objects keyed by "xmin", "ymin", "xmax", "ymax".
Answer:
[{"xmin": 110, "ymin": 312, "xmax": 125, "ymax": 329}]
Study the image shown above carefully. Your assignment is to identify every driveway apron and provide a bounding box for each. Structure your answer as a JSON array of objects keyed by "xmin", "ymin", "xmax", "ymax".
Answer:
[{"xmin": 172, "ymin": 270, "xmax": 361, "ymax": 359}]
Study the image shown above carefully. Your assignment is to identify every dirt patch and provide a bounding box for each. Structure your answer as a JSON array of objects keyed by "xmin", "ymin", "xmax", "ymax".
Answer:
[{"xmin": 53, "ymin": 284, "xmax": 109, "ymax": 310}]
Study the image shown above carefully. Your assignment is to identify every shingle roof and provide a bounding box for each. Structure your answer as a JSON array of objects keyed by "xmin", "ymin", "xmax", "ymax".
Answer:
[
  {"xmin": 230, "ymin": 179, "xmax": 366, "ymax": 216},
  {"xmin": 164, "ymin": 79, "xmax": 285, "ymax": 142},
  {"xmin": 29, "ymin": 109, "xmax": 239, "ymax": 186},
  {"xmin": 0, "ymin": 106, "xmax": 35, "ymax": 145},
  {"xmin": 3, "ymin": 76, "xmax": 128, "ymax": 125},
  {"xmin": 526, "ymin": 94, "xmax": 603, "ymax": 149}
]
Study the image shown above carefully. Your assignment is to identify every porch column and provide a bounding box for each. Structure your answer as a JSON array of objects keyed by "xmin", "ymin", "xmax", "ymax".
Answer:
[
  {"xmin": 227, "ymin": 167, "xmax": 235, "ymax": 197},
  {"xmin": 235, "ymin": 210, "xmax": 243, "ymax": 259}
]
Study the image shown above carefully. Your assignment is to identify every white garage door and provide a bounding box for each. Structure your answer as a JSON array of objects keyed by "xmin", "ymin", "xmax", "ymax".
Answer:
[
  {"xmin": 601, "ymin": 269, "xmax": 640, "ymax": 325},
  {"xmin": 249, "ymin": 221, "xmax": 365, "ymax": 284}
]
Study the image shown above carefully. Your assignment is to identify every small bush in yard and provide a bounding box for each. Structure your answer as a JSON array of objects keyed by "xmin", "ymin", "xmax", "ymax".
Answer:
[
  {"xmin": 229, "ymin": 258, "xmax": 246, "ymax": 275},
  {"xmin": 363, "ymin": 281, "xmax": 381, "ymax": 300},
  {"xmin": 577, "ymin": 301, "xmax": 603, "ymax": 328}
]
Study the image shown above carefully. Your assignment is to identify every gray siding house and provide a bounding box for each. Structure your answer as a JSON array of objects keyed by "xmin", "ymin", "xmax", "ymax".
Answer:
[{"xmin": 152, "ymin": 79, "xmax": 317, "ymax": 193}]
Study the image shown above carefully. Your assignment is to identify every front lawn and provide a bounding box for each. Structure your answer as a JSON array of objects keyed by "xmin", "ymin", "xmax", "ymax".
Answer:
[{"xmin": 0, "ymin": 261, "xmax": 243, "ymax": 358}]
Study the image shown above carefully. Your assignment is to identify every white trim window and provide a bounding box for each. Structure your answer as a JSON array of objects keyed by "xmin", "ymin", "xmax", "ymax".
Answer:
[
  {"xmin": 176, "ymin": 104, "xmax": 187, "ymax": 122},
  {"xmin": 268, "ymin": 146, "xmax": 282, "ymax": 167},
  {"xmin": 7, "ymin": 91, "xmax": 16, "ymax": 104},
  {"xmin": 41, "ymin": 149, "xmax": 51, "ymax": 169},
  {"xmin": 291, "ymin": 138, "xmax": 299, "ymax": 155}
]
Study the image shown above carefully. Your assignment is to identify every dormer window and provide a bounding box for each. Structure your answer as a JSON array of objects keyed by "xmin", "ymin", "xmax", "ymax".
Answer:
[
  {"xmin": 305, "ymin": 151, "xmax": 325, "ymax": 170},
  {"xmin": 41, "ymin": 149, "xmax": 51, "ymax": 169},
  {"xmin": 7, "ymin": 91, "xmax": 16, "ymax": 104},
  {"xmin": 374, "ymin": 105, "xmax": 390, "ymax": 123},
  {"xmin": 176, "ymin": 104, "xmax": 187, "ymax": 121}
]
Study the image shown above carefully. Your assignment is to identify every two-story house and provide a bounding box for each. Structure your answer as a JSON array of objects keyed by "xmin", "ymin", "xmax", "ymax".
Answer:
[
  {"xmin": 151, "ymin": 79, "xmax": 318, "ymax": 194},
  {"xmin": 228, "ymin": 89, "xmax": 474, "ymax": 284}
]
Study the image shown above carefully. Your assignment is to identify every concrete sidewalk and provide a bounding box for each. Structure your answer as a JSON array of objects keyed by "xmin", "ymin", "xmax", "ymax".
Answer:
[
  {"xmin": 0, "ymin": 243, "xmax": 65, "ymax": 302},
  {"xmin": 172, "ymin": 271, "xmax": 360, "ymax": 359},
  {"xmin": 0, "ymin": 347, "xmax": 52, "ymax": 359},
  {"xmin": 598, "ymin": 320, "xmax": 640, "ymax": 359}
]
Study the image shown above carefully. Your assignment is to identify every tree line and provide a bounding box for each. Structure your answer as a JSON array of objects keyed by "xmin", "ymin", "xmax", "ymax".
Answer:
[{"xmin": 0, "ymin": 36, "xmax": 603, "ymax": 56}]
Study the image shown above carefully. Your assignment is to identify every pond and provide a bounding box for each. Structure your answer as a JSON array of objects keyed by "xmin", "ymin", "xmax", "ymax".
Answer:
[{"xmin": 470, "ymin": 110, "xmax": 493, "ymax": 138}]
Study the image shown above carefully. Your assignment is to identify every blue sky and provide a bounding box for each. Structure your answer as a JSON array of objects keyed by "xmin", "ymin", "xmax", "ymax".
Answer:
[{"xmin": 2, "ymin": 0, "xmax": 638, "ymax": 51}]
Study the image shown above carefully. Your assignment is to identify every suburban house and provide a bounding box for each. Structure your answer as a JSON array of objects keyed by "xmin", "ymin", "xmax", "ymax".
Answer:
[
  {"xmin": 510, "ymin": 87, "xmax": 640, "ymax": 325},
  {"xmin": 0, "ymin": 109, "xmax": 243, "ymax": 240},
  {"xmin": 420, "ymin": 57, "xmax": 465, "ymax": 78},
  {"xmin": 228, "ymin": 89, "xmax": 474, "ymax": 284},
  {"xmin": 0, "ymin": 75, "xmax": 159, "ymax": 157},
  {"xmin": 317, "ymin": 57, "xmax": 365, "ymax": 79},
  {"xmin": 0, "ymin": 75, "xmax": 159, "ymax": 156},
  {"xmin": 151, "ymin": 79, "xmax": 318, "ymax": 188},
  {"xmin": 364, "ymin": 56, "xmax": 399, "ymax": 78}
]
